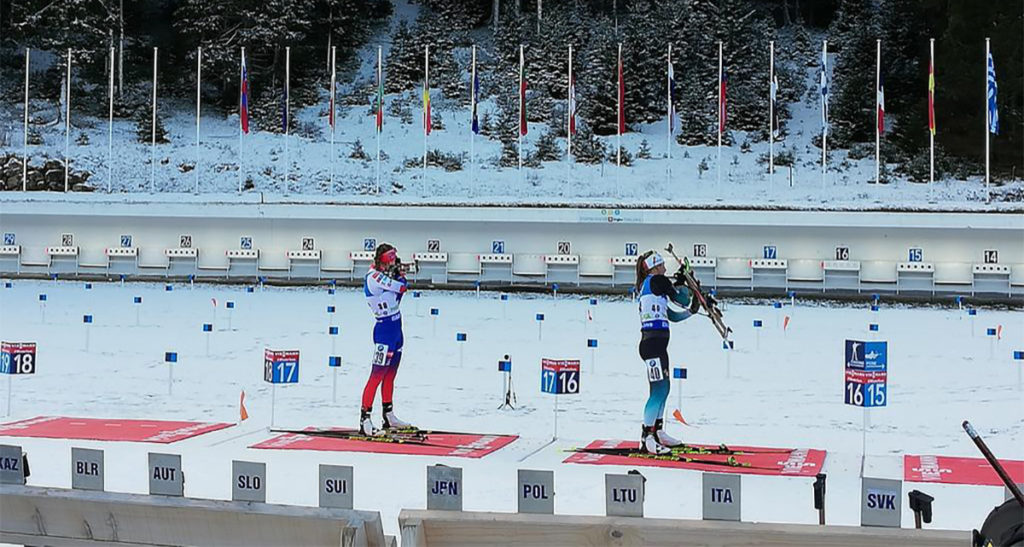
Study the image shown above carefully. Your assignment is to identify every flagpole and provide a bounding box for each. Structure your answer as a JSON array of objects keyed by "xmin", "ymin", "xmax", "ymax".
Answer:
[
  {"xmin": 238, "ymin": 47, "xmax": 244, "ymax": 194},
  {"xmin": 423, "ymin": 44, "xmax": 429, "ymax": 185},
  {"xmin": 64, "ymin": 48, "xmax": 71, "ymax": 193},
  {"xmin": 667, "ymin": 43, "xmax": 672, "ymax": 188},
  {"xmin": 929, "ymin": 38, "xmax": 935, "ymax": 187},
  {"xmin": 821, "ymin": 39, "xmax": 827, "ymax": 192},
  {"xmin": 717, "ymin": 40, "xmax": 722, "ymax": 193},
  {"xmin": 285, "ymin": 46, "xmax": 291, "ymax": 194},
  {"xmin": 23, "ymin": 48, "xmax": 29, "ymax": 192},
  {"xmin": 567, "ymin": 45, "xmax": 573, "ymax": 184},
  {"xmin": 984, "ymin": 37, "xmax": 989, "ymax": 201},
  {"xmin": 769, "ymin": 40, "xmax": 774, "ymax": 194},
  {"xmin": 617, "ymin": 42, "xmax": 622, "ymax": 176},
  {"xmin": 195, "ymin": 46, "xmax": 201, "ymax": 194},
  {"xmin": 330, "ymin": 46, "xmax": 336, "ymax": 193},
  {"xmin": 875, "ymin": 39, "xmax": 880, "ymax": 186},
  {"xmin": 151, "ymin": 46, "xmax": 157, "ymax": 194},
  {"xmin": 470, "ymin": 44, "xmax": 476, "ymax": 186},
  {"xmin": 376, "ymin": 45, "xmax": 381, "ymax": 195},
  {"xmin": 519, "ymin": 44, "xmax": 524, "ymax": 182},
  {"xmin": 108, "ymin": 47, "xmax": 114, "ymax": 193}
]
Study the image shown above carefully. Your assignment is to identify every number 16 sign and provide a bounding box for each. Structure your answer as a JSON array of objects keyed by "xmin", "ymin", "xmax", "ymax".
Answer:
[
  {"xmin": 844, "ymin": 340, "xmax": 887, "ymax": 407},
  {"xmin": 541, "ymin": 358, "xmax": 580, "ymax": 441}
]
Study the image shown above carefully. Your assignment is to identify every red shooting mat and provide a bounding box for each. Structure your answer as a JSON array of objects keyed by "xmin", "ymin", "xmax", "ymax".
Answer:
[
  {"xmin": 904, "ymin": 454, "xmax": 1024, "ymax": 486},
  {"xmin": 251, "ymin": 428, "xmax": 518, "ymax": 458},
  {"xmin": 564, "ymin": 440, "xmax": 827, "ymax": 477},
  {"xmin": 0, "ymin": 416, "xmax": 233, "ymax": 443}
]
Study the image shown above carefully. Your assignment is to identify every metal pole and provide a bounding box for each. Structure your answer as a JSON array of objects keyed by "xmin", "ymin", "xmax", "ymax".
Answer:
[
  {"xmin": 271, "ymin": 384, "xmax": 277, "ymax": 428},
  {"xmin": 330, "ymin": 46, "xmax": 336, "ymax": 192},
  {"xmin": 167, "ymin": 362, "xmax": 173, "ymax": 395},
  {"xmin": 22, "ymin": 48, "xmax": 29, "ymax": 192},
  {"xmin": 285, "ymin": 46, "xmax": 290, "ymax": 194},
  {"xmin": 470, "ymin": 45, "xmax": 476, "ymax": 186},
  {"xmin": 108, "ymin": 47, "xmax": 114, "ymax": 193},
  {"xmin": 985, "ymin": 38, "xmax": 990, "ymax": 201},
  {"xmin": 239, "ymin": 48, "xmax": 244, "ymax": 194},
  {"xmin": 666, "ymin": 43, "xmax": 672, "ymax": 187},
  {"xmin": 6, "ymin": 375, "xmax": 12, "ymax": 416},
  {"xmin": 151, "ymin": 47, "xmax": 157, "ymax": 193},
  {"xmin": 64, "ymin": 48, "xmax": 71, "ymax": 193},
  {"xmin": 929, "ymin": 39, "xmax": 935, "ymax": 187},
  {"xmin": 195, "ymin": 47, "xmax": 201, "ymax": 194},
  {"xmin": 769, "ymin": 41, "xmax": 774, "ymax": 193},
  {"xmin": 822, "ymin": 40, "xmax": 828, "ymax": 192},
  {"xmin": 717, "ymin": 41, "xmax": 722, "ymax": 192},
  {"xmin": 376, "ymin": 45, "xmax": 382, "ymax": 194},
  {"xmin": 518, "ymin": 44, "xmax": 523, "ymax": 181},
  {"xmin": 424, "ymin": 45, "xmax": 429, "ymax": 183},
  {"xmin": 875, "ymin": 39, "xmax": 881, "ymax": 186},
  {"xmin": 567, "ymin": 45, "xmax": 573, "ymax": 184}
]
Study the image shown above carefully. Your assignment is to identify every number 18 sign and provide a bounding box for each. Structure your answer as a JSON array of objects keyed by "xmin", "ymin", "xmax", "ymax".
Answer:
[
  {"xmin": 541, "ymin": 359, "xmax": 580, "ymax": 395},
  {"xmin": 264, "ymin": 349, "xmax": 300, "ymax": 384},
  {"xmin": 844, "ymin": 340, "xmax": 887, "ymax": 407},
  {"xmin": 1, "ymin": 342, "xmax": 36, "ymax": 375}
]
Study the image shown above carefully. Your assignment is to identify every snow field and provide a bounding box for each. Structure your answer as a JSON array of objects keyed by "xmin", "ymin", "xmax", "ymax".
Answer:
[{"xmin": 0, "ymin": 279, "xmax": 1021, "ymax": 540}]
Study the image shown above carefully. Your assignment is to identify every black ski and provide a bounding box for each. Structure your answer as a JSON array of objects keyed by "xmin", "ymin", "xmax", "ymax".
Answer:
[
  {"xmin": 271, "ymin": 428, "xmax": 429, "ymax": 444},
  {"xmin": 574, "ymin": 443, "xmax": 790, "ymax": 457},
  {"xmin": 572, "ymin": 447, "xmax": 779, "ymax": 470},
  {"xmin": 664, "ymin": 242, "xmax": 732, "ymax": 341}
]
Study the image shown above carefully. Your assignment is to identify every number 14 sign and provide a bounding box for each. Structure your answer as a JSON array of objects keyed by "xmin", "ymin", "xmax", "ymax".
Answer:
[
  {"xmin": 541, "ymin": 359, "xmax": 580, "ymax": 395},
  {"xmin": 844, "ymin": 340, "xmax": 887, "ymax": 407},
  {"xmin": 264, "ymin": 349, "xmax": 300, "ymax": 384}
]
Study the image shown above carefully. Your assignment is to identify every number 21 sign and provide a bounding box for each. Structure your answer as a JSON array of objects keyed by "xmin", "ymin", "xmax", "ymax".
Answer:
[{"xmin": 541, "ymin": 358, "xmax": 580, "ymax": 395}]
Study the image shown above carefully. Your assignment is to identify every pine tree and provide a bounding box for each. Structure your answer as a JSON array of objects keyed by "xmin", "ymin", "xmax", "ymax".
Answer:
[
  {"xmin": 534, "ymin": 130, "xmax": 561, "ymax": 161},
  {"xmin": 828, "ymin": 0, "xmax": 881, "ymax": 147},
  {"xmin": 577, "ymin": 16, "xmax": 618, "ymax": 135}
]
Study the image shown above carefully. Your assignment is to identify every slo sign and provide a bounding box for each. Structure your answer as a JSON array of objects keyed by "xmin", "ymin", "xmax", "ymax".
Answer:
[{"xmin": 232, "ymin": 460, "xmax": 266, "ymax": 503}]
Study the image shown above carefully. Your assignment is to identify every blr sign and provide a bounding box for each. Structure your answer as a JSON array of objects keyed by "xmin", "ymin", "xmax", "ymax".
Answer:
[
  {"xmin": 71, "ymin": 447, "xmax": 104, "ymax": 491},
  {"xmin": 844, "ymin": 340, "xmax": 888, "ymax": 407}
]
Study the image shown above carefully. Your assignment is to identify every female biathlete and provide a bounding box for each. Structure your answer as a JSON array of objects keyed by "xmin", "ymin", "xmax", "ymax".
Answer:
[
  {"xmin": 635, "ymin": 250, "xmax": 701, "ymax": 454},
  {"xmin": 360, "ymin": 243, "xmax": 413, "ymax": 435}
]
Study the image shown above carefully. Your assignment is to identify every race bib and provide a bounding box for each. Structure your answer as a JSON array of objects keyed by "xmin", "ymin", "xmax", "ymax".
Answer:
[
  {"xmin": 372, "ymin": 343, "xmax": 390, "ymax": 367},
  {"xmin": 646, "ymin": 358, "xmax": 664, "ymax": 382}
]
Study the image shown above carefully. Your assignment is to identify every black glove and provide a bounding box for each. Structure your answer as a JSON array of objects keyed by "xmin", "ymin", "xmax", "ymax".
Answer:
[
  {"xmin": 672, "ymin": 268, "xmax": 687, "ymax": 287},
  {"xmin": 688, "ymin": 290, "xmax": 702, "ymax": 314}
]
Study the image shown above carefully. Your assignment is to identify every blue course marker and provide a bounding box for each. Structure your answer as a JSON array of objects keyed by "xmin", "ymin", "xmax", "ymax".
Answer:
[
  {"xmin": 329, "ymin": 279, "xmax": 337, "ymax": 287},
  {"xmin": 788, "ymin": 291, "xmax": 797, "ymax": 298},
  {"xmin": 164, "ymin": 352, "xmax": 177, "ymax": 363},
  {"xmin": 986, "ymin": 328, "xmax": 997, "ymax": 337},
  {"xmin": 430, "ymin": 308, "xmax": 439, "ymax": 316},
  {"xmin": 329, "ymin": 326, "xmax": 339, "ymax": 335},
  {"xmin": 328, "ymin": 356, "xmax": 342, "ymax": 367},
  {"xmin": 1013, "ymin": 351, "xmax": 1023, "ymax": 360},
  {"xmin": 414, "ymin": 291, "xmax": 422, "ymax": 298},
  {"xmin": 536, "ymin": 313, "xmax": 545, "ymax": 321},
  {"xmin": 869, "ymin": 324, "xmax": 879, "ymax": 332},
  {"xmin": 456, "ymin": 332, "xmax": 467, "ymax": 342},
  {"xmin": 772, "ymin": 302, "xmax": 782, "ymax": 309},
  {"xmin": 327, "ymin": 305, "xmax": 336, "ymax": 313},
  {"xmin": 589, "ymin": 298, "xmax": 598, "ymax": 306},
  {"xmin": 165, "ymin": 284, "xmax": 173, "ymax": 292},
  {"xmin": 968, "ymin": 308, "xmax": 978, "ymax": 316},
  {"xmin": 673, "ymin": 367, "xmax": 687, "ymax": 379},
  {"xmin": 498, "ymin": 360, "xmax": 512, "ymax": 372},
  {"xmin": 955, "ymin": 296, "xmax": 963, "ymax": 305},
  {"xmin": 51, "ymin": 274, "xmax": 58, "ymax": 281},
  {"xmin": 38, "ymin": 294, "xmax": 46, "ymax": 302},
  {"xmin": 871, "ymin": 305, "xmax": 880, "ymax": 312},
  {"xmin": 85, "ymin": 283, "xmax": 92, "ymax": 290},
  {"xmin": 226, "ymin": 301, "xmax": 235, "ymax": 309},
  {"xmin": 753, "ymin": 320, "xmax": 763, "ymax": 328},
  {"xmin": 3, "ymin": 282, "xmax": 11, "ymax": 289},
  {"xmin": 328, "ymin": 288, "xmax": 336, "ymax": 295},
  {"xmin": 500, "ymin": 294, "xmax": 509, "ymax": 301},
  {"xmin": 246, "ymin": 286, "xmax": 255, "ymax": 293},
  {"xmin": 134, "ymin": 296, "xmax": 142, "ymax": 304},
  {"xmin": 202, "ymin": 323, "xmax": 212, "ymax": 332},
  {"xmin": 83, "ymin": 315, "xmax": 93, "ymax": 323},
  {"xmin": 587, "ymin": 339, "xmax": 598, "ymax": 348},
  {"xmin": 722, "ymin": 340, "xmax": 734, "ymax": 350}
]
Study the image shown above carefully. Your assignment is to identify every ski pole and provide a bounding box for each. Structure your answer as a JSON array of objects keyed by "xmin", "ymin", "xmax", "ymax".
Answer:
[{"xmin": 963, "ymin": 420, "xmax": 1024, "ymax": 505}]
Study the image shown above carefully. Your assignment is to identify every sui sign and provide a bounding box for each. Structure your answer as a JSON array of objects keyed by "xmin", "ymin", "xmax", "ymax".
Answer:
[
  {"xmin": 844, "ymin": 340, "xmax": 887, "ymax": 407},
  {"xmin": 0, "ymin": 342, "xmax": 36, "ymax": 375},
  {"xmin": 264, "ymin": 349, "xmax": 300, "ymax": 384},
  {"xmin": 541, "ymin": 359, "xmax": 580, "ymax": 395}
]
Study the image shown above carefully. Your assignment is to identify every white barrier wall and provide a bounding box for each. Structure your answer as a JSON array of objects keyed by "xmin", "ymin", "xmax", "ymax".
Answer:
[{"xmin": 1, "ymin": 199, "xmax": 1021, "ymax": 297}]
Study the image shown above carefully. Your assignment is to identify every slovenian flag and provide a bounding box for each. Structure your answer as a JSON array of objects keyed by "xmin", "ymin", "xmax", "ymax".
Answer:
[
  {"xmin": 877, "ymin": 75, "xmax": 885, "ymax": 133},
  {"xmin": 240, "ymin": 51, "xmax": 249, "ymax": 134},
  {"xmin": 719, "ymin": 68, "xmax": 727, "ymax": 135},
  {"xmin": 927, "ymin": 57, "xmax": 935, "ymax": 136},
  {"xmin": 376, "ymin": 50, "xmax": 383, "ymax": 133}
]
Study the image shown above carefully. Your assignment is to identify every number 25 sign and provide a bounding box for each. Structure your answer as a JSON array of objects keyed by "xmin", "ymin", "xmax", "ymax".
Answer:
[{"xmin": 541, "ymin": 358, "xmax": 580, "ymax": 395}]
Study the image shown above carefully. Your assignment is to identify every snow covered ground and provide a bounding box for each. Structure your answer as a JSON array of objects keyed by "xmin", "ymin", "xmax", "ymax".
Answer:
[{"xmin": 1, "ymin": 279, "xmax": 1021, "ymax": 540}]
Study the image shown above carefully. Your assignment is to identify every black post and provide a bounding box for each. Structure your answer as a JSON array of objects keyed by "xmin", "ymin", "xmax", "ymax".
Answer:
[
  {"xmin": 908, "ymin": 490, "xmax": 934, "ymax": 529},
  {"xmin": 813, "ymin": 473, "xmax": 826, "ymax": 525},
  {"xmin": 963, "ymin": 421, "xmax": 1024, "ymax": 505}
]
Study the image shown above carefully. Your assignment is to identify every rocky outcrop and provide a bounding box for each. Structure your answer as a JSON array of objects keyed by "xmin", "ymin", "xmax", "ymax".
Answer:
[{"xmin": 1, "ymin": 153, "xmax": 95, "ymax": 192}]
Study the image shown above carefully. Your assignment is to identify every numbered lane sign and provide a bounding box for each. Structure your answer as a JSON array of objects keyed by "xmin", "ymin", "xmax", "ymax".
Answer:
[
  {"xmin": 302, "ymin": 237, "xmax": 315, "ymax": 251},
  {"xmin": 240, "ymin": 236, "xmax": 253, "ymax": 250},
  {"xmin": 492, "ymin": 240, "xmax": 505, "ymax": 254},
  {"xmin": 2, "ymin": 233, "xmax": 14, "ymax": 246},
  {"xmin": 61, "ymin": 233, "xmax": 74, "ymax": 247},
  {"xmin": 120, "ymin": 234, "xmax": 133, "ymax": 248},
  {"xmin": 763, "ymin": 245, "xmax": 777, "ymax": 260},
  {"xmin": 179, "ymin": 235, "xmax": 192, "ymax": 248},
  {"xmin": 541, "ymin": 359, "xmax": 580, "ymax": 395},
  {"xmin": 0, "ymin": 342, "xmax": 36, "ymax": 375},
  {"xmin": 693, "ymin": 243, "xmax": 707, "ymax": 258},
  {"xmin": 557, "ymin": 241, "xmax": 571, "ymax": 255},
  {"xmin": 908, "ymin": 248, "xmax": 923, "ymax": 262},
  {"xmin": 363, "ymin": 238, "xmax": 376, "ymax": 252},
  {"xmin": 264, "ymin": 349, "xmax": 300, "ymax": 384},
  {"xmin": 835, "ymin": 246, "xmax": 850, "ymax": 261},
  {"xmin": 624, "ymin": 242, "xmax": 638, "ymax": 257},
  {"xmin": 844, "ymin": 340, "xmax": 887, "ymax": 408},
  {"xmin": 983, "ymin": 249, "xmax": 998, "ymax": 264},
  {"xmin": 427, "ymin": 239, "xmax": 441, "ymax": 253}
]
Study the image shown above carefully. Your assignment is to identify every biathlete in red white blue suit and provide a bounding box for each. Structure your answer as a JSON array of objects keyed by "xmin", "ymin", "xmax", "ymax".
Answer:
[
  {"xmin": 634, "ymin": 250, "xmax": 701, "ymax": 455},
  {"xmin": 359, "ymin": 243, "xmax": 413, "ymax": 435}
]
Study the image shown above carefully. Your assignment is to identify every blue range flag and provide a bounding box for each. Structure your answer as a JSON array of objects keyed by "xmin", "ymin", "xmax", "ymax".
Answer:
[
  {"xmin": 987, "ymin": 51, "xmax": 999, "ymax": 134},
  {"xmin": 38, "ymin": 294, "xmax": 46, "ymax": 301},
  {"xmin": 430, "ymin": 308, "xmax": 439, "ymax": 316},
  {"xmin": 202, "ymin": 323, "xmax": 212, "ymax": 332},
  {"xmin": 456, "ymin": 332, "xmax": 467, "ymax": 342},
  {"xmin": 968, "ymin": 308, "xmax": 977, "ymax": 316},
  {"xmin": 536, "ymin": 313, "xmax": 545, "ymax": 321},
  {"xmin": 329, "ymin": 356, "xmax": 342, "ymax": 367},
  {"xmin": 673, "ymin": 367, "xmax": 687, "ymax": 379},
  {"xmin": 134, "ymin": 296, "xmax": 142, "ymax": 304},
  {"xmin": 226, "ymin": 301, "xmax": 235, "ymax": 309},
  {"xmin": 587, "ymin": 339, "xmax": 598, "ymax": 348},
  {"xmin": 165, "ymin": 352, "xmax": 177, "ymax": 363},
  {"xmin": 986, "ymin": 328, "xmax": 996, "ymax": 336},
  {"xmin": 327, "ymin": 305, "xmax": 336, "ymax": 313},
  {"xmin": 753, "ymin": 320, "xmax": 763, "ymax": 328},
  {"xmin": 471, "ymin": 70, "xmax": 480, "ymax": 134},
  {"xmin": 1014, "ymin": 351, "xmax": 1023, "ymax": 360},
  {"xmin": 869, "ymin": 323, "xmax": 879, "ymax": 332},
  {"xmin": 83, "ymin": 315, "xmax": 93, "ymax": 323},
  {"xmin": 329, "ymin": 326, "xmax": 339, "ymax": 335},
  {"xmin": 498, "ymin": 360, "xmax": 512, "ymax": 372}
]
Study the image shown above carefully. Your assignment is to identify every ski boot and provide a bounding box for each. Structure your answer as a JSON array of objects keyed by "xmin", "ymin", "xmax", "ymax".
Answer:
[
  {"xmin": 641, "ymin": 425, "xmax": 671, "ymax": 455},
  {"xmin": 382, "ymin": 402, "xmax": 414, "ymax": 431},
  {"xmin": 655, "ymin": 418, "xmax": 684, "ymax": 448},
  {"xmin": 359, "ymin": 407, "xmax": 379, "ymax": 436}
]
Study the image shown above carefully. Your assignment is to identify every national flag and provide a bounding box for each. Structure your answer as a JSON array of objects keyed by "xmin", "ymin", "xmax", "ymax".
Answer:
[
  {"xmin": 820, "ymin": 49, "xmax": 829, "ymax": 129},
  {"xmin": 239, "ymin": 390, "xmax": 249, "ymax": 421},
  {"xmin": 719, "ymin": 68, "xmax": 727, "ymax": 135},
  {"xmin": 423, "ymin": 81, "xmax": 431, "ymax": 136},
  {"xmin": 770, "ymin": 75, "xmax": 779, "ymax": 138},
  {"xmin": 376, "ymin": 53, "xmax": 383, "ymax": 133},
  {"xmin": 668, "ymin": 58, "xmax": 676, "ymax": 134},
  {"xmin": 568, "ymin": 74, "xmax": 577, "ymax": 135},
  {"xmin": 927, "ymin": 58, "xmax": 935, "ymax": 135},
  {"xmin": 470, "ymin": 67, "xmax": 480, "ymax": 134},
  {"xmin": 987, "ymin": 51, "xmax": 998, "ymax": 134},
  {"xmin": 240, "ymin": 52, "xmax": 250, "ymax": 134},
  {"xmin": 329, "ymin": 71, "xmax": 336, "ymax": 130},
  {"xmin": 877, "ymin": 75, "xmax": 885, "ymax": 133},
  {"xmin": 280, "ymin": 79, "xmax": 289, "ymax": 133},
  {"xmin": 519, "ymin": 47, "xmax": 528, "ymax": 136},
  {"xmin": 617, "ymin": 48, "xmax": 625, "ymax": 135}
]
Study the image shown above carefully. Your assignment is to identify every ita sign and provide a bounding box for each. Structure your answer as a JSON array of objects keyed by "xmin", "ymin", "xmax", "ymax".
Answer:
[{"xmin": 844, "ymin": 340, "xmax": 887, "ymax": 408}]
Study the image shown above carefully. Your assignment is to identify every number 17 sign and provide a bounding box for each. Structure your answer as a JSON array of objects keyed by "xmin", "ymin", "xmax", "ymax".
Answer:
[
  {"xmin": 844, "ymin": 340, "xmax": 887, "ymax": 407},
  {"xmin": 541, "ymin": 359, "xmax": 580, "ymax": 395},
  {"xmin": 264, "ymin": 349, "xmax": 300, "ymax": 384}
]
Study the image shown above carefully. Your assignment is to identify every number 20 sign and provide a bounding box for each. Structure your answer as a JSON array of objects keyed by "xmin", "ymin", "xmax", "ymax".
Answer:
[
  {"xmin": 541, "ymin": 358, "xmax": 580, "ymax": 395},
  {"xmin": 0, "ymin": 342, "xmax": 36, "ymax": 375},
  {"xmin": 264, "ymin": 349, "xmax": 300, "ymax": 384}
]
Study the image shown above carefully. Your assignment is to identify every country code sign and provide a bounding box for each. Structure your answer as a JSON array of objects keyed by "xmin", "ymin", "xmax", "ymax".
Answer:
[
  {"xmin": 0, "ymin": 342, "xmax": 36, "ymax": 375},
  {"xmin": 264, "ymin": 349, "xmax": 300, "ymax": 384},
  {"xmin": 541, "ymin": 359, "xmax": 580, "ymax": 395},
  {"xmin": 844, "ymin": 340, "xmax": 887, "ymax": 407}
]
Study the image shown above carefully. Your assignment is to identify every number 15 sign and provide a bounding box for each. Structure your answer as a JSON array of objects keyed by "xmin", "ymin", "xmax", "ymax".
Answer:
[
  {"xmin": 844, "ymin": 340, "xmax": 887, "ymax": 407},
  {"xmin": 264, "ymin": 349, "xmax": 300, "ymax": 384},
  {"xmin": 541, "ymin": 359, "xmax": 580, "ymax": 395}
]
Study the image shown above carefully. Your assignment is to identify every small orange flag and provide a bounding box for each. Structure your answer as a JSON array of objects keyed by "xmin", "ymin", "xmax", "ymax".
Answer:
[
  {"xmin": 783, "ymin": 315, "xmax": 791, "ymax": 331},
  {"xmin": 997, "ymin": 325, "xmax": 1002, "ymax": 340},
  {"xmin": 239, "ymin": 390, "xmax": 249, "ymax": 421},
  {"xmin": 672, "ymin": 409, "xmax": 691, "ymax": 426}
]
